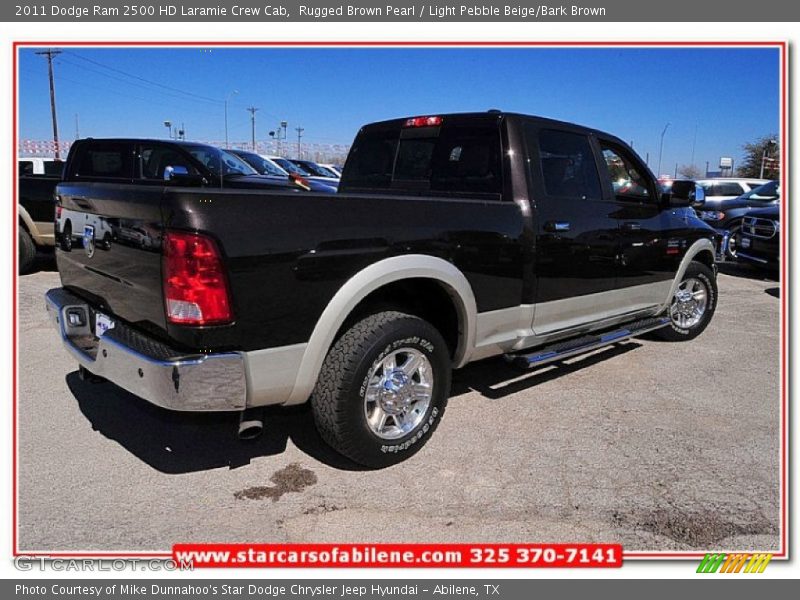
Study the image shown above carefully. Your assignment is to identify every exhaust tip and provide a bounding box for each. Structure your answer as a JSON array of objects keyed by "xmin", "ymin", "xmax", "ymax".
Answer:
[{"xmin": 238, "ymin": 408, "xmax": 264, "ymax": 440}]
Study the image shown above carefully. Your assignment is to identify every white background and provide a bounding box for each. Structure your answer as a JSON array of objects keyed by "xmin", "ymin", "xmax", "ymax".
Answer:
[{"xmin": 0, "ymin": 21, "xmax": 795, "ymax": 580}]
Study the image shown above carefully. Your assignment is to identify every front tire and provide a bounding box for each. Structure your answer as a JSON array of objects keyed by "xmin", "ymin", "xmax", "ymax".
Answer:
[
  {"xmin": 311, "ymin": 311, "xmax": 451, "ymax": 468},
  {"xmin": 655, "ymin": 261, "xmax": 717, "ymax": 341}
]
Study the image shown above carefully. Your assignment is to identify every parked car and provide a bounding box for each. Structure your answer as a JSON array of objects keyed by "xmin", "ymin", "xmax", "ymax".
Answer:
[
  {"xmin": 695, "ymin": 178, "xmax": 770, "ymax": 208},
  {"xmin": 18, "ymin": 157, "xmax": 64, "ymax": 272},
  {"xmin": 318, "ymin": 163, "xmax": 343, "ymax": 178},
  {"xmin": 268, "ymin": 156, "xmax": 339, "ymax": 190},
  {"xmin": 737, "ymin": 204, "xmax": 780, "ymax": 271},
  {"xmin": 289, "ymin": 159, "xmax": 341, "ymax": 182},
  {"xmin": 228, "ymin": 149, "xmax": 337, "ymax": 193},
  {"xmin": 45, "ymin": 113, "xmax": 716, "ymax": 468},
  {"xmin": 697, "ymin": 180, "xmax": 779, "ymax": 259}
]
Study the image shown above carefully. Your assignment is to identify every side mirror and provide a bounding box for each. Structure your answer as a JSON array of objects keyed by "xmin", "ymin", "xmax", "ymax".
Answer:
[
  {"xmin": 164, "ymin": 165, "xmax": 204, "ymax": 186},
  {"xmin": 664, "ymin": 180, "xmax": 705, "ymax": 208}
]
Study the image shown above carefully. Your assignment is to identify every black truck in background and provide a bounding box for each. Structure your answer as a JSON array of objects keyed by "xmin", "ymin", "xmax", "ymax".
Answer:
[
  {"xmin": 18, "ymin": 158, "xmax": 64, "ymax": 272},
  {"xmin": 45, "ymin": 112, "xmax": 718, "ymax": 467}
]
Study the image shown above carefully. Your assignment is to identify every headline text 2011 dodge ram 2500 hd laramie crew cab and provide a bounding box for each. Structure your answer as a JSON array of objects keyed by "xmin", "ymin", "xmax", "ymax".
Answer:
[{"xmin": 45, "ymin": 113, "xmax": 716, "ymax": 467}]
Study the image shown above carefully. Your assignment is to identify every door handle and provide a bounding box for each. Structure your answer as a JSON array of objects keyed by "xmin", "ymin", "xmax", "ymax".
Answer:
[
  {"xmin": 622, "ymin": 222, "xmax": 642, "ymax": 231},
  {"xmin": 544, "ymin": 221, "xmax": 571, "ymax": 232}
]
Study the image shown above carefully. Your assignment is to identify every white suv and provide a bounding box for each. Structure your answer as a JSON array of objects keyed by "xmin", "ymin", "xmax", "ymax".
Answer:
[{"xmin": 696, "ymin": 178, "xmax": 770, "ymax": 204}]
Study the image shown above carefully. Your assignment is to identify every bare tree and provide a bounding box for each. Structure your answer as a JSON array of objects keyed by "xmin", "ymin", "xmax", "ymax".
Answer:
[
  {"xmin": 737, "ymin": 134, "xmax": 780, "ymax": 178},
  {"xmin": 678, "ymin": 164, "xmax": 702, "ymax": 179}
]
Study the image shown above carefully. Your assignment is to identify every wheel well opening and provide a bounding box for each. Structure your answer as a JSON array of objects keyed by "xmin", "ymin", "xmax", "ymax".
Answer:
[
  {"xmin": 694, "ymin": 249, "xmax": 715, "ymax": 268},
  {"xmin": 337, "ymin": 278, "xmax": 462, "ymax": 359},
  {"xmin": 18, "ymin": 218, "xmax": 30, "ymax": 234}
]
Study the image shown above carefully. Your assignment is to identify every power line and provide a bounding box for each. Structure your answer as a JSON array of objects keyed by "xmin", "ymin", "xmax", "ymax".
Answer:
[
  {"xmin": 56, "ymin": 56, "xmax": 222, "ymax": 107},
  {"xmin": 35, "ymin": 49, "xmax": 62, "ymax": 160},
  {"xmin": 62, "ymin": 49, "xmax": 223, "ymax": 105}
]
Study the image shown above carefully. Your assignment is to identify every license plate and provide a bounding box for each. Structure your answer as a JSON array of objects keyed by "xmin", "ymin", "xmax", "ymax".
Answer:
[
  {"xmin": 740, "ymin": 237, "xmax": 751, "ymax": 249},
  {"xmin": 95, "ymin": 312, "xmax": 115, "ymax": 337}
]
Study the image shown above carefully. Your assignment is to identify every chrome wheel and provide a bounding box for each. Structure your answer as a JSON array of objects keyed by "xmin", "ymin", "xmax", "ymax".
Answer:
[
  {"xmin": 670, "ymin": 277, "xmax": 709, "ymax": 329},
  {"xmin": 727, "ymin": 228, "xmax": 740, "ymax": 259},
  {"xmin": 364, "ymin": 348, "xmax": 433, "ymax": 440}
]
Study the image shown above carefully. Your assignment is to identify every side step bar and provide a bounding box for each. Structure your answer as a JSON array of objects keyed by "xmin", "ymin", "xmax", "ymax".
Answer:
[{"xmin": 505, "ymin": 316, "xmax": 671, "ymax": 369}]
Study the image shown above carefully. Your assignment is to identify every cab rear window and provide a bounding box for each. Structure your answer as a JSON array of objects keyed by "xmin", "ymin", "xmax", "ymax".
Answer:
[{"xmin": 342, "ymin": 122, "xmax": 503, "ymax": 199}]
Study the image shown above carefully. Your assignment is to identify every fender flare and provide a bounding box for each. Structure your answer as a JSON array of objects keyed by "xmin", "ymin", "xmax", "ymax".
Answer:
[
  {"xmin": 284, "ymin": 254, "xmax": 477, "ymax": 405},
  {"xmin": 660, "ymin": 238, "xmax": 716, "ymax": 311},
  {"xmin": 18, "ymin": 205, "xmax": 38, "ymax": 239}
]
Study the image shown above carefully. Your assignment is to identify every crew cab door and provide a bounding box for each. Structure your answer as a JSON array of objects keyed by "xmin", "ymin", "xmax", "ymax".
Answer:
[
  {"xmin": 596, "ymin": 138, "xmax": 675, "ymax": 306},
  {"xmin": 524, "ymin": 124, "xmax": 621, "ymax": 334}
]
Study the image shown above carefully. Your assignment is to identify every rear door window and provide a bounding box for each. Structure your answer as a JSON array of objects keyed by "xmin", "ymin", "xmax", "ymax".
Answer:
[
  {"xmin": 534, "ymin": 128, "xmax": 602, "ymax": 200},
  {"xmin": 138, "ymin": 144, "xmax": 197, "ymax": 180},
  {"xmin": 74, "ymin": 142, "xmax": 133, "ymax": 180}
]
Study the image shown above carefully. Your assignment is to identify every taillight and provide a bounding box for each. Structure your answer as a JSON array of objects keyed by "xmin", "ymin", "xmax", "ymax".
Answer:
[
  {"xmin": 404, "ymin": 115, "xmax": 443, "ymax": 128},
  {"xmin": 55, "ymin": 205, "xmax": 62, "ymax": 218},
  {"xmin": 162, "ymin": 230, "xmax": 233, "ymax": 326}
]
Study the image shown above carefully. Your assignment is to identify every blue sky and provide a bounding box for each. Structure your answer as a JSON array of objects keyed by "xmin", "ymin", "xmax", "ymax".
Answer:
[{"xmin": 18, "ymin": 47, "xmax": 779, "ymax": 173}]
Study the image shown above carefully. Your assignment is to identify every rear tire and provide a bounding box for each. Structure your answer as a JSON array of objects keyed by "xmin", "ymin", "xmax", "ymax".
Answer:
[
  {"xmin": 18, "ymin": 228, "xmax": 36, "ymax": 274},
  {"xmin": 655, "ymin": 261, "xmax": 717, "ymax": 341},
  {"xmin": 61, "ymin": 221, "xmax": 73, "ymax": 252},
  {"xmin": 311, "ymin": 311, "xmax": 451, "ymax": 468}
]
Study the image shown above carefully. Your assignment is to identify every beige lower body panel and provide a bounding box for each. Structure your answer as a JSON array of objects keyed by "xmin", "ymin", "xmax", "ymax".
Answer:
[
  {"xmin": 471, "ymin": 281, "xmax": 670, "ymax": 361},
  {"xmin": 243, "ymin": 343, "xmax": 307, "ymax": 407}
]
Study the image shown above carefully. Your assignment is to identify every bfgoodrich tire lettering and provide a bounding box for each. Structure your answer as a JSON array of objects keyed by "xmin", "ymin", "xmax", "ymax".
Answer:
[
  {"xmin": 656, "ymin": 261, "xmax": 717, "ymax": 341},
  {"xmin": 310, "ymin": 311, "xmax": 451, "ymax": 468}
]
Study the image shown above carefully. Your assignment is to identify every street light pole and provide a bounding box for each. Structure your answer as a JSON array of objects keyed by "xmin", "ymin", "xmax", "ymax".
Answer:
[
  {"xmin": 656, "ymin": 122, "xmax": 670, "ymax": 177},
  {"xmin": 224, "ymin": 90, "xmax": 238, "ymax": 149},
  {"xmin": 295, "ymin": 126, "xmax": 304, "ymax": 158}
]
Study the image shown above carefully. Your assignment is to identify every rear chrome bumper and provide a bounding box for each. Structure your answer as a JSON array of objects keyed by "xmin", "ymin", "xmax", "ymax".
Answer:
[{"xmin": 45, "ymin": 288, "xmax": 247, "ymax": 412}]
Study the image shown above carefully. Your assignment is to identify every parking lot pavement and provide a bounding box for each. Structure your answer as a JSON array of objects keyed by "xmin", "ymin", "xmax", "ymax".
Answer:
[{"xmin": 18, "ymin": 261, "xmax": 781, "ymax": 552}]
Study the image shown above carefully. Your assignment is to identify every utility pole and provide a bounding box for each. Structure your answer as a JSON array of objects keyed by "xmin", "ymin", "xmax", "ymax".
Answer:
[
  {"xmin": 74, "ymin": 113, "xmax": 80, "ymax": 140},
  {"xmin": 295, "ymin": 126, "xmax": 304, "ymax": 158},
  {"xmin": 656, "ymin": 122, "xmax": 670, "ymax": 178},
  {"xmin": 36, "ymin": 49, "xmax": 62, "ymax": 160},
  {"xmin": 690, "ymin": 123, "xmax": 698, "ymax": 169},
  {"xmin": 247, "ymin": 106, "xmax": 259, "ymax": 151}
]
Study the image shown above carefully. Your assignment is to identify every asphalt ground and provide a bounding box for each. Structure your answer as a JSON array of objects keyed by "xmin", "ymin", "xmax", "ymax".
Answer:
[{"xmin": 17, "ymin": 256, "xmax": 781, "ymax": 552}]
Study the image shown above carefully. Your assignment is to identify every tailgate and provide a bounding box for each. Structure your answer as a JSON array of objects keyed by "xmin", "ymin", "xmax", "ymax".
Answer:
[{"xmin": 56, "ymin": 182, "xmax": 167, "ymax": 333}]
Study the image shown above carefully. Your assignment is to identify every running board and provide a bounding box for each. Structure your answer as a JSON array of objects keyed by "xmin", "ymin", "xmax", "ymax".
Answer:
[{"xmin": 505, "ymin": 316, "xmax": 671, "ymax": 369}]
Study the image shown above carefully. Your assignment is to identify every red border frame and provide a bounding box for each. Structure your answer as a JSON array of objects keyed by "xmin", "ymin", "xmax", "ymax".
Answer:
[{"xmin": 12, "ymin": 40, "xmax": 788, "ymax": 562}]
